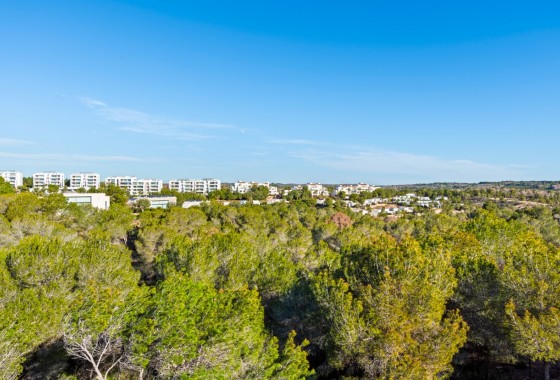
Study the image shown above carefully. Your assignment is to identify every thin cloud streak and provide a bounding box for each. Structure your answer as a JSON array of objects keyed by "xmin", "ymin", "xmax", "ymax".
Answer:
[
  {"xmin": 288, "ymin": 147, "xmax": 528, "ymax": 183},
  {"xmin": 0, "ymin": 138, "xmax": 35, "ymax": 146},
  {"xmin": 80, "ymin": 97, "xmax": 236, "ymax": 141},
  {"xmin": 79, "ymin": 97, "xmax": 108, "ymax": 108},
  {"xmin": 0, "ymin": 151, "xmax": 162, "ymax": 163},
  {"xmin": 271, "ymin": 136, "xmax": 527, "ymax": 181},
  {"xmin": 268, "ymin": 138, "xmax": 331, "ymax": 146}
]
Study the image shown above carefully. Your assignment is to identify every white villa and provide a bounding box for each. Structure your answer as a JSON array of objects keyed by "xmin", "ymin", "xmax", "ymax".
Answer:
[
  {"xmin": 63, "ymin": 192, "xmax": 111, "ymax": 210},
  {"xmin": 306, "ymin": 183, "xmax": 330, "ymax": 197}
]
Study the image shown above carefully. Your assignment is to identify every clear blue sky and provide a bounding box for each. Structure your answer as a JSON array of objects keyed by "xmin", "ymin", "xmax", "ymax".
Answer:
[{"xmin": 1, "ymin": 1, "xmax": 559, "ymax": 184}]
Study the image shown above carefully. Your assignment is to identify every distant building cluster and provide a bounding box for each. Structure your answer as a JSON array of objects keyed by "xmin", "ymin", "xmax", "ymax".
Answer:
[
  {"xmin": 333, "ymin": 183, "xmax": 380, "ymax": 196},
  {"xmin": 1, "ymin": 172, "xmax": 382, "ymax": 200},
  {"xmin": 7, "ymin": 170, "xmax": 444, "ymax": 214},
  {"xmin": 1, "ymin": 169, "xmax": 455, "ymax": 217},
  {"xmin": 285, "ymin": 183, "xmax": 330, "ymax": 197},
  {"xmin": 0, "ymin": 170, "xmax": 222, "ymax": 196}
]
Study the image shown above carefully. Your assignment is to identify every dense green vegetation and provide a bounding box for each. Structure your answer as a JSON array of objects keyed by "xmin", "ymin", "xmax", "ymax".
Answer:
[{"xmin": 1, "ymin": 187, "xmax": 560, "ymax": 379}]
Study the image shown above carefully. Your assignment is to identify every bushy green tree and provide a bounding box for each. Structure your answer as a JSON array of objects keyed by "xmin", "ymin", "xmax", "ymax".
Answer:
[
  {"xmin": 501, "ymin": 232, "xmax": 560, "ymax": 379},
  {"xmin": 0, "ymin": 177, "xmax": 15, "ymax": 194},
  {"xmin": 130, "ymin": 272, "xmax": 312, "ymax": 378},
  {"xmin": 4, "ymin": 193, "xmax": 41, "ymax": 221},
  {"xmin": 314, "ymin": 233, "xmax": 468, "ymax": 378}
]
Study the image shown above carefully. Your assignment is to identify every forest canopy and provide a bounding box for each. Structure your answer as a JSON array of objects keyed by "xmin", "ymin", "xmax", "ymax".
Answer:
[{"xmin": 1, "ymin": 187, "xmax": 560, "ymax": 379}]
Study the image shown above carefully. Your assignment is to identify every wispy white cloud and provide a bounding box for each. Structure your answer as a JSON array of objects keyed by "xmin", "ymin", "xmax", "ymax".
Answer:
[
  {"xmin": 80, "ymin": 97, "xmax": 236, "ymax": 141},
  {"xmin": 79, "ymin": 97, "xmax": 108, "ymax": 108},
  {"xmin": 287, "ymin": 147, "xmax": 528, "ymax": 183},
  {"xmin": 0, "ymin": 151, "xmax": 162, "ymax": 163},
  {"xmin": 0, "ymin": 138, "xmax": 35, "ymax": 146},
  {"xmin": 268, "ymin": 138, "xmax": 331, "ymax": 146}
]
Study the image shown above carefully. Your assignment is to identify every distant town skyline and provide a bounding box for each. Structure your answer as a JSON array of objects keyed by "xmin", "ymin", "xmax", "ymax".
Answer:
[{"xmin": 1, "ymin": 1, "xmax": 560, "ymax": 184}]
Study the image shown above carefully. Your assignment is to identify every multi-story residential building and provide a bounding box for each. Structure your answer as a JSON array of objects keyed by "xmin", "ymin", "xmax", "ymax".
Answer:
[
  {"xmin": 0, "ymin": 170, "xmax": 23, "ymax": 188},
  {"xmin": 206, "ymin": 178, "xmax": 221, "ymax": 193},
  {"xmin": 69, "ymin": 172, "xmax": 100, "ymax": 190},
  {"xmin": 131, "ymin": 179, "xmax": 163, "ymax": 196},
  {"xmin": 333, "ymin": 183, "xmax": 379, "ymax": 196},
  {"xmin": 169, "ymin": 179, "xmax": 194, "ymax": 193},
  {"xmin": 33, "ymin": 171, "xmax": 65, "ymax": 189},
  {"xmin": 105, "ymin": 176, "xmax": 137, "ymax": 193},
  {"xmin": 168, "ymin": 178, "xmax": 221, "ymax": 194}
]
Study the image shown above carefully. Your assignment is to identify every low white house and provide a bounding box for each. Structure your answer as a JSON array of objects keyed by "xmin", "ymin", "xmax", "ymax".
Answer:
[
  {"xmin": 63, "ymin": 193, "xmax": 111, "ymax": 210},
  {"xmin": 129, "ymin": 196, "xmax": 176, "ymax": 209},
  {"xmin": 182, "ymin": 200, "xmax": 205, "ymax": 208},
  {"xmin": 266, "ymin": 198, "xmax": 285, "ymax": 205},
  {"xmin": 364, "ymin": 198, "xmax": 385, "ymax": 205}
]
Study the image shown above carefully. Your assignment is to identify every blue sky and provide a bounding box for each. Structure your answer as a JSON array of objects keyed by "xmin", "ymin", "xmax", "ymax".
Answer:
[{"xmin": 1, "ymin": 1, "xmax": 559, "ymax": 184}]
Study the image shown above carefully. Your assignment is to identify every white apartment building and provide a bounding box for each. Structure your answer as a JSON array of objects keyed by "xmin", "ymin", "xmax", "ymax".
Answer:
[
  {"xmin": 33, "ymin": 171, "xmax": 65, "ymax": 189},
  {"xmin": 105, "ymin": 176, "xmax": 137, "ymax": 193},
  {"xmin": 69, "ymin": 172, "xmax": 100, "ymax": 190},
  {"xmin": 168, "ymin": 178, "xmax": 221, "ymax": 194},
  {"xmin": 0, "ymin": 170, "xmax": 23, "ymax": 188},
  {"xmin": 333, "ymin": 183, "xmax": 379, "ymax": 196},
  {"xmin": 206, "ymin": 178, "xmax": 221, "ymax": 193},
  {"xmin": 231, "ymin": 181, "xmax": 277, "ymax": 195},
  {"xmin": 131, "ymin": 179, "xmax": 163, "ymax": 196}
]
